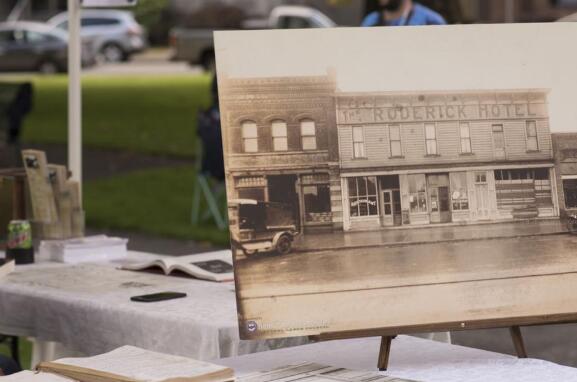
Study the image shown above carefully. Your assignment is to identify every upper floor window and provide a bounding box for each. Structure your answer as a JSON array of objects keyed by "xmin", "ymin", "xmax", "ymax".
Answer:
[
  {"xmin": 425, "ymin": 123, "xmax": 437, "ymax": 155},
  {"xmin": 300, "ymin": 119, "xmax": 317, "ymax": 150},
  {"xmin": 241, "ymin": 121, "xmax": 258, "ymax": 153},
  {"xmin": 459, "ymin": 123, "xmax": 472, "ymax": 154},
  {"xmin": 389, "ymin": 125, "xmax": 402, "ymax": 157},
  {"xmin": 526, "ymin": 121, "xmax": 538, "ymax": 151},
  {"xmin": 492, "ymin": 124, "xmax": 505, "ymax": 158},
  {"xmin": 271, "ymin": 120, "xmax": 288, "ymax": 151},
  {"xmin": 352, "ymin": 126, "xmax": 366, "ymax": 158}
]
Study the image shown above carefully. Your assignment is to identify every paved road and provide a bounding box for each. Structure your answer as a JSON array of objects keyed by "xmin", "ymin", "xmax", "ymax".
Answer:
[
  {"xmin": 235, "ymin": 234, "xmax": 577, "ymax": 367},
  {"xmin": 236, "ymin": 233, "xmax": 577, "ymax": 299}
]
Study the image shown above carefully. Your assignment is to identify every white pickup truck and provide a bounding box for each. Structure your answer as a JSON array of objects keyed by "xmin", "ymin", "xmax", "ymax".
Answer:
[{"xmin": 169, "ymin": 5, "xmax": 337, "ymax": 71}]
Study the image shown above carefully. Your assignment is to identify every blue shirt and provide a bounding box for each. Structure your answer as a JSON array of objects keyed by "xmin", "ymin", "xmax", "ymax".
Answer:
[{"xmin": 361, "ymin": 3, "xmax": 446, "ymax": 27}]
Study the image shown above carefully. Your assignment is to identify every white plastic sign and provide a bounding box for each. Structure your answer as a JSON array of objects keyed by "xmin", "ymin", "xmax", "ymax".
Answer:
[{"xmin": 82, "ymin": 0, "xmax": 137, "ymax": 7}]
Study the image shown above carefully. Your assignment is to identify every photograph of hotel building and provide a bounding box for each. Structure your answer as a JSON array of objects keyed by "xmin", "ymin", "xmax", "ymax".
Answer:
[
  {"xmin": 221, "ymin": 75, "xmax": 559, "ymax": 233},
  {"xmin": 336, "ymin": 90, "xmax": 558, "ymax": 231}
]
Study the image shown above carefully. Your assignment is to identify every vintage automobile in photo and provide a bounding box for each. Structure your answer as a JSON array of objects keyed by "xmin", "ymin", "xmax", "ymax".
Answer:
[{"xmin": 228, "ymin": 199, "xmax": 299, "ymax": 256}]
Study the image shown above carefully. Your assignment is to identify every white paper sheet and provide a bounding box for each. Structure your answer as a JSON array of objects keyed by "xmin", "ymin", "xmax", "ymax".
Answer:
[{"xmin": 54, "ymin": 345, "xmax": 230, "ymax": 381}]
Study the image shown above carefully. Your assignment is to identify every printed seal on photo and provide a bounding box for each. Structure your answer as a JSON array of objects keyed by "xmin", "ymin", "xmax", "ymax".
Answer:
[{"xmin": 245, "ymin": 321, "xmax": 258, "ymax": 332}]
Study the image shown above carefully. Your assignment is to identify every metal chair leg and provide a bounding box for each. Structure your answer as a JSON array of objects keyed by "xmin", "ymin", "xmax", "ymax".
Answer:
[
  {"xmin": 10, "ymin": 336, "xmax": 21, "ymax": 369},
  {"xmin": 191, "ymin": 176, "xmax": 201, "ymax": 224},
  {"xmin": 198, "ymin": 176, "xmax": 226, "ymax": 230}
]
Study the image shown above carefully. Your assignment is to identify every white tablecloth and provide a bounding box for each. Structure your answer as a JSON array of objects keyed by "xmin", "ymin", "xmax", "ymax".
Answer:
[
  {"xmin": 0, "ymin": 251, "xmax": 307, "ymax": 361},
  {"xmin": 216, "ymin": 335, "xmax": 577, "ymax": 382}
]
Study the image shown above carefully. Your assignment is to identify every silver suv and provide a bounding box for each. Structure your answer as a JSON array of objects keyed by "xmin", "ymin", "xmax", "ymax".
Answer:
[{"xmin": 48, "ymin": 9, "xmax": 147, "ymax": 63}]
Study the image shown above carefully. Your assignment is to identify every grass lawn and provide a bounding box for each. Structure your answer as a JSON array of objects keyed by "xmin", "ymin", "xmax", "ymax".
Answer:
[
  {"xmin": 0, "ymin": 338, "xmax": 32, "ymax": 371},
  {"xmin": 84, "ymin": 166, "xmax": 230, "ymax": 246},
  {"xmin": 6, "ymin": 74, "xmax": 212, "ymax": 157}
]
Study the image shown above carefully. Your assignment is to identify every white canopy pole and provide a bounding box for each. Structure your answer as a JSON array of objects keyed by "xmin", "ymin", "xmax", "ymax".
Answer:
[{"xmin": 68, "ymin": 0, "xmax": 82, "ymax": 201}]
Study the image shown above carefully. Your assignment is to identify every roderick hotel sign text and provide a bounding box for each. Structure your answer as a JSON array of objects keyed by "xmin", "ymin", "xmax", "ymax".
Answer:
[{"xmin": 337, "ymin": 95, "xmax": 547, "ymax": 125}]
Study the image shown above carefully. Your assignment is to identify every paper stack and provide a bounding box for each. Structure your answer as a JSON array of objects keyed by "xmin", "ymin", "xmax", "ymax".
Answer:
[{"xmin": 39, "ymin": 235, "xmax": 128, "ymax": 264}]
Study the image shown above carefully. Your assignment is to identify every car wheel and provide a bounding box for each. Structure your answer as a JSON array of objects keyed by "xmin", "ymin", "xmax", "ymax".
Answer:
[
  {"xmin": 100, "ymin": 43, "xmax": 126, "ymax": 63},
  {"xmin": 38, "ymin": 60, "xmax": 59, "ymax": 74},
  {"xmin": 275, "ymin": 235, "xmax": 292, "ymax": 255}
]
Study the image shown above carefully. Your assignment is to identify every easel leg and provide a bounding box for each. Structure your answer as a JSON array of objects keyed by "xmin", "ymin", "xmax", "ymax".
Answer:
[
  {"xmin": 377, "ymin": 336, "xmax": 393, "ymax": 371},
  {"xmin": 509, "ymin": 326, "xmax": 528, "ymax": 358}
]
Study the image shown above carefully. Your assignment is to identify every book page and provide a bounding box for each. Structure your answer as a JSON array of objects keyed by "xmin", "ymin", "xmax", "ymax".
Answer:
[
  {"xmin": 121, "ymin": 259, "xmax": 169, "ymax": 274},
  {"xmin": 172, "ymin": 251, "xmax": 232, "ymax": 266},
  {"xmin": 1, "ymin": 370, "xmax": 74, "ymax": 381},
  {"xmin": 50, "ymin": 345, "xmax": 231, "ymax": 382},
  {"xmin": 239, "ymin": 363, "xmax": 416, "ymax": 382},
  {"xmin": 170, "ymin": 251, "xmax": 233, "ymax": 282}
]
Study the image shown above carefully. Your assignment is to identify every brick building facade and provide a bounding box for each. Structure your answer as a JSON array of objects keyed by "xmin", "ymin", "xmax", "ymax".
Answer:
[{"xmin": 219, "ymin": 72, "xmax": 343, "ymax": 231}]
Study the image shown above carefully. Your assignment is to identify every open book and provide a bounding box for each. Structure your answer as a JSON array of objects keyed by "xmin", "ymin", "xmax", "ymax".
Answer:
[
  {"xmin": 16, "ymin": 345, "xmax": 234, "ymax": 382},
  {"xmin": 121, "ymin": 250, "xmax": 233, "ymax": 282}
]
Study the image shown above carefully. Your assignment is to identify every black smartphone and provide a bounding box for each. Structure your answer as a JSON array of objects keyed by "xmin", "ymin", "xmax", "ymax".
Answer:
[{"xmin": 130, "ymin": 291, "xmax": 187, "ymax": 303}]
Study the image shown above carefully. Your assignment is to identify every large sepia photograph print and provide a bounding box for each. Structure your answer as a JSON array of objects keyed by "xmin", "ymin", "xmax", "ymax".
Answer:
[{"xmin": 215, "ymin": 23, "xmax": 577, "ymax": 340}]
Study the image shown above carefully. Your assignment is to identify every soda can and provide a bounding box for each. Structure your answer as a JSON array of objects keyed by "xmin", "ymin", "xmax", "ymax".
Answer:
[
  {"xmin": 6, "ymin": 220, "xmax": 34, "ymax": 264},
  {"xmin": 7, "ymin": 220, "xmax": 32, "ymax": 249}
]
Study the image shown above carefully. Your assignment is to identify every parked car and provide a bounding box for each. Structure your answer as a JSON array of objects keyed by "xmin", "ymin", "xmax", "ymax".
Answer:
[
  {"xmin": 170, "ymin": 5, "xmax": 337, "ymax": 71},
  {"xmin": 0, "ymin": 22, "xmax": 96, "ymax": 73},
  {"xmin": 229, "ymin": 199, "xmax": 299, "ymax": 256},
  {"xmin": 47, "ymin": 9, "xmax": 147, "ymax": 63}
]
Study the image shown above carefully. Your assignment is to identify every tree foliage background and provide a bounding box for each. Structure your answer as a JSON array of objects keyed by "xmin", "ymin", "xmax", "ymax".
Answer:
[{"xmin": 132, "ymin": 0, "xmax": 170, "ymax": 45}]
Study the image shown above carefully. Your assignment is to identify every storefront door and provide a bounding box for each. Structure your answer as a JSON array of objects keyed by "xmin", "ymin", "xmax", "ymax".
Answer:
[
  {"xmin": 427, "ymin": 174, "xmax": 451, "ymax": 224},
  {"xmin": 268, "ymin": 175, "xmax": 299, "ymax": 228},
  {"xmin": 381, "ymin": 190, "xmax": 393, "ymax": 226},
  {"xmin": 476, "ymin": 183, "xmax": 489, "ymax": 219},
  {"xmin": 438, "ymin": 186, "xmax": 451, "ymax": 223},
  {"xmin": 380, "ymin": 189, "xmax": 402, "ymax": 227}
]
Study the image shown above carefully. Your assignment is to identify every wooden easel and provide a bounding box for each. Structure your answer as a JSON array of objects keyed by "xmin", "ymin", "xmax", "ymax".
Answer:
[{"xmin": 312, "ymin": 324, "xmax": 529, "ymax": 371}]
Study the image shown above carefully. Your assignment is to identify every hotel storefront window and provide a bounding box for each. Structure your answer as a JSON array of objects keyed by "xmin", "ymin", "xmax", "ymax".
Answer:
[
  {"xmin": 408, "ymin": 174, "xmax": 427, "ymax": 213},
  {"xmin": 348, "ymin": 176, "xmax": 378, "ymax": 217},
  {"xmin": 450, "ymin": 172, "xmax": 469, "ymax": 211},
  {"xmin": 494, "ymin": 168, "xmax": 553, "ymax": 218}
]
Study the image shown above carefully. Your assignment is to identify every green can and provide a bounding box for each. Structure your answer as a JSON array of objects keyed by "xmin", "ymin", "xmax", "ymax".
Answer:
[{"xmin": 6, "ymin": 220, "xmax": 34, "ymax": 264}]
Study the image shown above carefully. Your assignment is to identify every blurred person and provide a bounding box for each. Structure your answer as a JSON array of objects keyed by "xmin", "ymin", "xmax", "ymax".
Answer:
[
  {"xmin": 197, "ymin": 73, "xmax": 224, "ymax": 181},
  {"xmin": 362, "ymin": 0, "xmax": 446, "ymax": 26},
  {"xmin": 0, "ymin": 354, "xmax": 21, "ymax": 376}
]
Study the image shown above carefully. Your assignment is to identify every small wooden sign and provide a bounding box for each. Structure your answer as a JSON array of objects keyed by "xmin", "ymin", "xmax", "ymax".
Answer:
[{"xmin": 21, "ymin": 150, "xmax": 58, "ymax": 224}]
